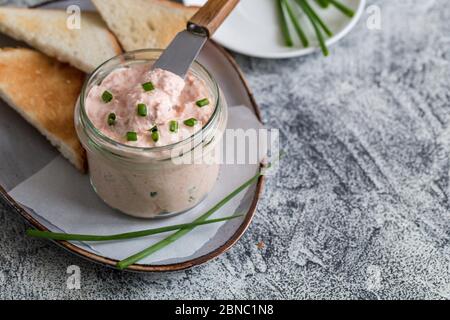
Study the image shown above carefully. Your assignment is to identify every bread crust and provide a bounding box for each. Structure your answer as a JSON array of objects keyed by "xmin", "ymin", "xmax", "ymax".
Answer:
[
  {"xmin": 0, "ymin": 7, "xmax": 123, "ymax": 73},
  {"xmin": 0, "ymin": 48, "xmax": 87, "ymax": 172},
  {"xmin": 91, "ymin": 0, "xmax": 199, "ymax": 51}
]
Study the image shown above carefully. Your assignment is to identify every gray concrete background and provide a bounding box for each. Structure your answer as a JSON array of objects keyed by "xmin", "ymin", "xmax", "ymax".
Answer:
[{"xmin": 1, "ymin": 0, "xmax": 450, "ymax": 299}]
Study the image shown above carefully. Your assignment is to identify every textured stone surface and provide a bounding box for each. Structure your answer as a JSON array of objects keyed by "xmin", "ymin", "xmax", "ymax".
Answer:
[{"xmin": 1, "ymin": 0, "xmax": 450, "ymax": 300}]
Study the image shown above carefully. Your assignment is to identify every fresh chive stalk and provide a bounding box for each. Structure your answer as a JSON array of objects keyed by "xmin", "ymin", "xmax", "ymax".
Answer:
[
  {"xmin": 196, "ymin": 98, "xmax": 210, "ymax": 108},
  {"xmin": 107, "ymin": 113, "xmax": 116, "ymax": 126},
  {"xmin": 116, "ymin": 167, "xmax": 267, "ymax": 270},
  {"xmin": 137, "ymin": 103, "xmax": 147, "ymax": 117},
  {"xmin": 315, "ymin": 0, "xmax": 329, "ymax": 8},
  {"xmin": 151, "ymin": 131, "xmax": 159, "ymax": 142},
  {"xmin": 184, "ymin": 118, "xmax": 198, "ymax": 127},
  {"xmin": 101, "ymin": 90, "xmax": 113, "ymax": 103},
  {"xmin": 283, "ymin": 0, "xmax": 309, "ymax": 47},
  {"xmin": 169, "ymin": 120, "xmax": 179, "ymax": 133},
  {"xmin": 142, "ymin": 82, "xmax": 155, "ymax": 92},
  {"xmin": 127, "ymin": 131, "xmax": 138, "ymax": 141},
  {"xmin": 149, "ymin": 126, "xmax": 159, "ymax": 142},
  {"xmin": 296, "ymin": 0, "xmax": 329, "ymax": 56},
  {"xmin": 277, "ymin": 0, "xmax": 293, "ymax": 47},
  {"xmin": 327, "ymin": 0, "xmax": 355, "ymax": 17},
  {"xmin": 26, "ymin": 215, "xmax": 244, "ymax": 242},
  {"xmin": 298, "ymin": 0, "xmax": 333, "ymax": 37}
]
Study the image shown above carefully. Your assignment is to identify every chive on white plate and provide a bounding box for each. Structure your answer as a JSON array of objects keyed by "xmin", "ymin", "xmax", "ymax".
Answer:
[{"xmin": 184, "ymin": 0, "xmax": 366, "ymax": 59}]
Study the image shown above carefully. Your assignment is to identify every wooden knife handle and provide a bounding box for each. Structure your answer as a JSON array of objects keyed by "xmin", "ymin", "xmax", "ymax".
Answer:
[{"xmin": 188, "ymin": 0, "xmax": 239, "ymax": 37}]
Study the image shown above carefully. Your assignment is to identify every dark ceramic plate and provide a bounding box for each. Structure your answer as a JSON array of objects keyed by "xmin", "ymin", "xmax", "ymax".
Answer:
[{"xmin": 0, "ymin": 0, "xmax": 264, "ymax": 272}]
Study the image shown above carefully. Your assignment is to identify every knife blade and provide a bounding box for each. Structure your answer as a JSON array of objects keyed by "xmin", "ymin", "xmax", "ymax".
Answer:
[
  {"xmin": 152, "ymin": 0, "xmax": 239, "ymax": 78},
  {"xmin": 152, "ymin": 31, "xmax": 207, "ymax": 78}
]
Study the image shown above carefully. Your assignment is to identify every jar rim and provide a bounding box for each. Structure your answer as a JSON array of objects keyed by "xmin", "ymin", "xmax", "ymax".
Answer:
[{"xmin": 78, "ymin": 49, "xmax": 221, "ymax": 153}]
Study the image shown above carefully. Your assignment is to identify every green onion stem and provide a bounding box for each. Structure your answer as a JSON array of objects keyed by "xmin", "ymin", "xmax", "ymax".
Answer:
[
  {"xmin": 277, "ymin": 0, "xmax": 293, "ymax": 47},
  {"xmin": 116, "ymin": 167, "xmax": 267, "ymax": 270},
  {"xmin": 295, "ymin": 0, "xmax": 329, "ymax": 56},
  {"xmin": 283, "ymin": 0, "xmax": 309, "ymax": 47},
  {"xmin": 298, "ymin": 0, "xmax": 333, "ymax": 37},
  {"xmin": 26, "ymin": 214, "xmax": 244, "ymax": 242},
  {"xmin": 327, "ymin": 0, "xmax": 355, "ymax": 18}
]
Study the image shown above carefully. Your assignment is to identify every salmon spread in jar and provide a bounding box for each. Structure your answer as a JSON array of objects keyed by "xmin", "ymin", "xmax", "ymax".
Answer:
[{"xmin": 75, "ymin": 50, "xmax": 228, "ymax": 218}]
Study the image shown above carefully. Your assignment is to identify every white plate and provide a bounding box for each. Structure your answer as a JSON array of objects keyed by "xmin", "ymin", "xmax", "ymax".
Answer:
[{"xmin": 185, "ymin": 0, "xmax": 366, "ymax": 59}]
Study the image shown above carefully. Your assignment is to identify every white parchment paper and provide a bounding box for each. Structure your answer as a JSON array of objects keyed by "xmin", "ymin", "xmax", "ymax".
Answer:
[{"xmin": 9, "ymin": 106, "xmax": 264, "ymax": 264}]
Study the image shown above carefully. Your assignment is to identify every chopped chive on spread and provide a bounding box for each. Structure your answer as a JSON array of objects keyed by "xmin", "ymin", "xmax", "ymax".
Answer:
[
  {"xmin": 127, "ymin": 131, "xmax": 138, "ymax": 141},
  {"xmin": 150, "ymin": 192, "xmax": 158, "ymax": 198},
  {"xmin": 101, "ymin": 90, "xmax": 113, "ymax": 103},
  {"xmin": 183, "ymin": 118, "xmax": 198, "ymax": 127},
  {"xmin": 142, "ymin": 82, "xmax": 155, "ymax": 92},
  {"xmin": 169, "ymin": 120, "xmax": 179, "ymax": 133},
  {"xmin": 149, "ymin": 125, "xmax": 158, "ymax": 133},
  {"xmin": 137, "ymin": 103, "xmax": 147, "ymax": 117},
  {"xmin": 107, "ymin": 113, "xmax": 116, "ymax": 126},
  {"xmin": 151, "ymin": 131, "xmax": 159, "ymax": 143},
  {"xmin": 196, "ymin": 98, "xmax": 210, "ymax": 108}
]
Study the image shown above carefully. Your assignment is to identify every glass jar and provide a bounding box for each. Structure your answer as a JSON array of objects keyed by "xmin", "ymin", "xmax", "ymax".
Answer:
[{"xmin": 75, "ymin": 49, "xmax": 228, "ymax": 219}]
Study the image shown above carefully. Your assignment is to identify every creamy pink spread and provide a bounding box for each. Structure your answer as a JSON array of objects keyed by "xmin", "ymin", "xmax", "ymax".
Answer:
[
  {"xmin": 78, "ymin": 63, "xmax": 225, "ymax": 218},
  {"xmin": 86, "ymin": 65, "xmax": 214, "ymax": 147}
]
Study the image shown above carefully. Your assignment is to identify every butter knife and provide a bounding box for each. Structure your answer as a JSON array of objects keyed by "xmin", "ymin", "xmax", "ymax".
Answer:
[{"xmin": 152, "ymin": 0, "xmax": 239, "ymax": 78}]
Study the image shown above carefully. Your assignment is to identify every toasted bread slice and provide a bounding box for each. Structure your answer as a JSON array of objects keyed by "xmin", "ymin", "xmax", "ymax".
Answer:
[
  {"xmin": 0, "ymin": 7, "xmax": 122, "ymax": 73},
  {"xmin": 0, "ymin": 48, "xmax": 86, "ymax": 172},
  {"xmin": 92, "ymin": 0, "xmax": 198, "ymax": 51}
]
